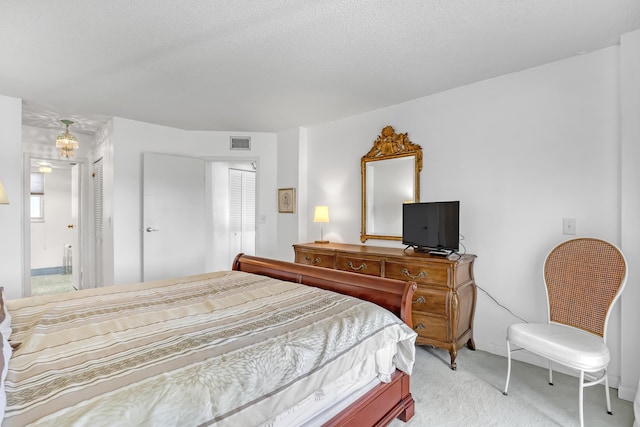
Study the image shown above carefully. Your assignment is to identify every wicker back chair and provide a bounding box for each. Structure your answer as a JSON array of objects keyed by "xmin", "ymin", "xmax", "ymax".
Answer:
[
  {"xmin": 545, "ymin": 238, "xmax": 626, "ymax": 337},
  {"xmin": 503, "ymin": 238, "xmax": 628, "ymax": 427}
]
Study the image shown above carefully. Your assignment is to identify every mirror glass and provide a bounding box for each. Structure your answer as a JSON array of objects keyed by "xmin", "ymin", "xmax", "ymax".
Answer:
[
  {"xmin": 360, "ymin": 126, "xmax": 422, "ymax": 242},
  {"xmin": 365, "ymin": 156, "xmax": 415, "ymax": 235}
]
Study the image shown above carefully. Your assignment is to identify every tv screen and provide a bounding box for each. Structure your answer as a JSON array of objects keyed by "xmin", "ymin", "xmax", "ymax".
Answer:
[{"xmin": 402, "ymin": 201, "xmax": 460, "ymax": 253}]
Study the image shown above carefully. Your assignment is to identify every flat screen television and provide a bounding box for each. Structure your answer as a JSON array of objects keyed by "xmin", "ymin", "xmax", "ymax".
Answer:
[{"xmin": 402, "ymin": 201, "xmax": 460, "ymax": 254}]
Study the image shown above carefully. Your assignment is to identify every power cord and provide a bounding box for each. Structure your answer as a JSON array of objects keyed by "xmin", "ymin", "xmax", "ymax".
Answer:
[
  {"xmin": 405, "ymin": 235, "xmax": 527, "ymax": 323},
  {"xmin": 476, "ymin": 284, "xmax": 529, "ymax": 323},
  {"xmin": 456, "ymin": 234, "xmax": 528, "ymax": 323}
]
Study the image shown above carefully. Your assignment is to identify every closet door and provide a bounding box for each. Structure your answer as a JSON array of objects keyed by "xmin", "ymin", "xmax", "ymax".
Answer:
[
  {"xmin": 94, "ymin": 158, "xmax": 104, "ymax": 287},
  {"xmin": 142, "ymin": 153, "xmax": 205, "ymax": 281},
  {"xmin": 229, "ymin": 168, "xmax": 256, "ymax": 263}
]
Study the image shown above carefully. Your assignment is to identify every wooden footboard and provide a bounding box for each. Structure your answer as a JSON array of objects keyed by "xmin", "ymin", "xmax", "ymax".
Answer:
[{"xmin": 232, "ymin": 254, "xmax": 416, "ymax": 425}]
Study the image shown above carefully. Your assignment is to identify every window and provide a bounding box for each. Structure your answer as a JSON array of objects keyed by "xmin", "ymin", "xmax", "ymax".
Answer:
[{"xmin": 30, "ymin": 172, "xmax": 45, "ymax": 222}]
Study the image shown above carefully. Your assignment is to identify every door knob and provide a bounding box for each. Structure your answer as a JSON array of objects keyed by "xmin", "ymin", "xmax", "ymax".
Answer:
[
  {"xmin": 67, "ymin": 224, "xmax": 74, "ymax": 229},
  {"xmin": 145, "ymin": 227, "xmax": 159, "ymax": 232}
]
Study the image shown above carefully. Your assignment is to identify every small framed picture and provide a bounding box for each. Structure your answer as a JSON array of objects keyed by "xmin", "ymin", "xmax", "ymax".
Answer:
[{"xmin": 278, "ymin": 188, "xmax": 295, "ymax": 213}]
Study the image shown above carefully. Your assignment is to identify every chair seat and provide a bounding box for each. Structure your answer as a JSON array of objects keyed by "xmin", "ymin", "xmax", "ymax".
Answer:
[{"xmin": 507, "ymin": 322, "xmax": 610, "ymax": 372}]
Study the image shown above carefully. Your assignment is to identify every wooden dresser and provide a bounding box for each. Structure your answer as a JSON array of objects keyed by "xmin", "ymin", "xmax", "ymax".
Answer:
[{"xmin": 293, "ymin": 242, "xmax": 477, "ymax": 369}]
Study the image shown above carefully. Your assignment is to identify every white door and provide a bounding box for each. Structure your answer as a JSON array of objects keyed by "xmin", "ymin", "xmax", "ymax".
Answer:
[
  {"xmin": 143, "ymin": 153, "xmax": 206, "ymax": 281},
  {"xmin": 93, "ymin": 158, "xmax": 104, "ymax": 287},
  {"xmin": 70, "ymin": 163, "xmax": 81, "ymax": 289}
]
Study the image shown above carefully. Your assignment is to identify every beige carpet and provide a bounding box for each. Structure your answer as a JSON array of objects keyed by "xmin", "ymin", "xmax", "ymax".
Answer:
[
  {"xmin": 31, "ymin": 274, "xmax": 77, "ymax": 296},
  {"xmin": 391, "ymin": 346, "xmax": 633, "ymax": 427}
]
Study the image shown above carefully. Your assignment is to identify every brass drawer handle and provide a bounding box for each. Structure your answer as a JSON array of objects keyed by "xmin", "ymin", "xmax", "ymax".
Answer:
[
  {"xmin": 415, "ymin": 323, "xmax": 426, "ymax": 330},
  {"xmin": 415, "ymin": 296, "xmax": 425, "ymax": 303},
  {"xmin": 402, "ymin": 268, "xmax": 427, "ymax": 280},
  {"xmin": 347, "ymin": 261, "xmax": 366, "ymax": 271},
  {"xmin": 304, "ymin": 256, "xmax": 321, "ymax": 264}
]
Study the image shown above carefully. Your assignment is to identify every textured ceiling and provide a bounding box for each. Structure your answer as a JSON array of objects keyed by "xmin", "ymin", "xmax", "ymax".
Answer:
[{"xmin": 2, "ymin": 1, "xmax": 639, "ymax": 133}]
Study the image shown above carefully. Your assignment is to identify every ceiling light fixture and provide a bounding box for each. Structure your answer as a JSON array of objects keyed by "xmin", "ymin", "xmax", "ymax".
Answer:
[{"xmin": 56, "ymin": 119, "xmax": 79, "ymax": 159}]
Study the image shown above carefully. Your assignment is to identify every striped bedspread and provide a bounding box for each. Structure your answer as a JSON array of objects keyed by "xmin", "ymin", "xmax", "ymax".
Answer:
[{"xmin": 3, "ymin": 271, "xmax": 416, "ymax": 426}]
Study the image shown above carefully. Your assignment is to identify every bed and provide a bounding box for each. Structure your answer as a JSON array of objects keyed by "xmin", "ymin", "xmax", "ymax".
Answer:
[{"xmin": 0, "ymin": 254, "xmax": 417, "ymax": 426}]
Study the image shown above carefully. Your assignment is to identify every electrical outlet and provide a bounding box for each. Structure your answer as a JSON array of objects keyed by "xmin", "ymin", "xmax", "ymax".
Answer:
[{"xmin": 563, "ymin": 218, "xmax": 576, "ymax": 235}]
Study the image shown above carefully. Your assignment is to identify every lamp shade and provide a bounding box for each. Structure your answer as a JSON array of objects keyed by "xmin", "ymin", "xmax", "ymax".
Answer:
[
  {"xmin": 0, "ymin": 180, "xmax": 8, "ymax": 204},
  {"xmin": 313, "ymin": 206, "xmax": 329, "ymax": 223}
]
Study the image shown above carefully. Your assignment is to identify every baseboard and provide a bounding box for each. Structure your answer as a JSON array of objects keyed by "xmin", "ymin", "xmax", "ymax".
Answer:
[
  {"xmin": 618, "ymin": 384, "xmax": 638, "ymax": 402},
  {"xmin": 31, "ymin": 266, "xmax": 65, "ymax": 276}
]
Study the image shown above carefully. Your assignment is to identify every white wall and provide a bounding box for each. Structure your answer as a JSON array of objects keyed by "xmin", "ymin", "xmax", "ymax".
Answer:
[
  {"xmin": 276, "ymin": 127, "xmax": 304, "ymax": 261},
  {"xmin": 306, "ymin": 46, "xmax": 628, "ymax": 386},
  {"xmin": 0, "ymin": 95, "xmax": 22, "ymax": 299},
  {"xmin": 107, "ymin": 118, "xmax": 278, "ymax": 286},
  {"xmin": 619, "ymin": 29, "xmax": 640, "ymax": 401}
]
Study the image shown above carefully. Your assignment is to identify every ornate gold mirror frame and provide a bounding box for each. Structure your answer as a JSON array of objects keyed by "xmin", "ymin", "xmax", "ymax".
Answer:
[{"xmin": 360, "ymin": 126, "xmax": 422, "ymax": 243}]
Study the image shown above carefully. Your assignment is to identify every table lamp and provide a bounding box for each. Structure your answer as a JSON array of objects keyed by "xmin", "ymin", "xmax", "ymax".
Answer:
[{"xmin": 313, "ymin": 206, "xmax": 330, "ymax": 243}]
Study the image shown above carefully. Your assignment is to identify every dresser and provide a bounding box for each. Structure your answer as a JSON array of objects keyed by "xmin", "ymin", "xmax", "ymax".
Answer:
[{"xmin": 293, "ymin": 242, "xmax": 477, "ymax": 369}]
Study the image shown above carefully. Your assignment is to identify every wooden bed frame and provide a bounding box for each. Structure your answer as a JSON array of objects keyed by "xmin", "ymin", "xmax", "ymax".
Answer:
[{"xmin": 233, "ymin": 254, "xmax": 417, "ymax": 426}]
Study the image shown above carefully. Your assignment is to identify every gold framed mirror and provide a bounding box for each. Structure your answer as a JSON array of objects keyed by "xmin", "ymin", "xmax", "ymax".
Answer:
[{"xmin": 360, "ymin": 126, "xmax": 422, "ymax": 243}]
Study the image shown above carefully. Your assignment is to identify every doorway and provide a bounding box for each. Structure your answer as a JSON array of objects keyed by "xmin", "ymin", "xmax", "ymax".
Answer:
[
  {"xmin": 139, "ymin": 155, "xmax": 258, "ymax": 281},
  {"xmin": 229, "ymin": 167, "xmax": 256, "ymax": 260},
  {"xmin": 27, "ymin": 157, "xmax": 83, "ymax": 296},
  {"xmin": 210, "ymin": 160, "xmax": 257, "ymax": 271}
]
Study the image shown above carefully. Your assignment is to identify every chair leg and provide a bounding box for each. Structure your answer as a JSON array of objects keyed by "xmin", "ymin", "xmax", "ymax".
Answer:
[
  {"xmin": 604, "ymin": 370, "xmax": 613, "ymax": 415},
  {"xmin": 579, "ymin": 371, "xmax": 585, "ymax": 427},
  {"xmin": 548, "ymin": 360, "xmax": 554, "ymax": 386},
  {"xmin": 503, "ymin": 340, "xmax": 512, "ymax": 395}
]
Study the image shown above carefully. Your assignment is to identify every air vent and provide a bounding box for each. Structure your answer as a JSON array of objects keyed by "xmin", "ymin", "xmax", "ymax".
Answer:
[{"xmin": 230, "ymin": 136, "xmax": 251, "ymax": 150}]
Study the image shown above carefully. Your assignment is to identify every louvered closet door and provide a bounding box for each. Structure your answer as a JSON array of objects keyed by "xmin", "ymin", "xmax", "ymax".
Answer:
[
  {"xmin": 94, "ymin": 158, "xmax": 104, "ymax": 287},
  {"xmin": 229, "ymin": 168, "xmax": 256, "ymax": 264}
]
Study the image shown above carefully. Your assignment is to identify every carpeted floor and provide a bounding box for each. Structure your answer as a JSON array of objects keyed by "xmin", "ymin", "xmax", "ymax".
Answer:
[
  {"xmin": 31, "ymin": 274, "xmax": 78, "ymax": 296},
  {"xmin": 390, "ymin": 346, "xmax": 633, "ymax": 427}
]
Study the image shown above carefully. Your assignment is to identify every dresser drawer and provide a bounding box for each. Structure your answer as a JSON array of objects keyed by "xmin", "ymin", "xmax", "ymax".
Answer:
[
  {"xmin": 335, "ymin": 255, "xmax": 382, "ymax": 276},
  {"xmin": 412, "ymin": 289, "xmax": 447, "ymax": 316},
  {"xmin": 294, "ymin": 250, "xmax": 335, "ymax": 268},
  {"xmin": 384, "ymin": 261, "xmax": 449, "ymax": 287},
  {"xmin": 412, "ymin": 313, "xmax": 448, "ymax": 342}
]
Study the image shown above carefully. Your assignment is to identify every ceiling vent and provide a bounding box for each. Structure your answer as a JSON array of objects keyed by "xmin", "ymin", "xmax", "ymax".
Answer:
[{"xmin": 230, "ymin": 136, "xmax": 251, "ymax": 150}]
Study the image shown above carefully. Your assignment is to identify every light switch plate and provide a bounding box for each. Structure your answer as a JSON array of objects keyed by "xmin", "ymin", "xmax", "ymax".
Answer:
[{"xmin": 563, "ymin": 218, "xmax": 576, "ymax": 235}]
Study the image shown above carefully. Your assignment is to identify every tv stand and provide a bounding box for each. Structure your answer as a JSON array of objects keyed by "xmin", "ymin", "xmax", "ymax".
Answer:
[{"xmin": 293, "ymin": 242, "xmax": 477, "ymax": 370}]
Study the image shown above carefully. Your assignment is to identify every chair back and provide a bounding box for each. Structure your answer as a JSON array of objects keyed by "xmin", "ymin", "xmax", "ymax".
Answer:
[{"xmin": 544, "ymin": 238, "xmax": 627, "ymax": 338}]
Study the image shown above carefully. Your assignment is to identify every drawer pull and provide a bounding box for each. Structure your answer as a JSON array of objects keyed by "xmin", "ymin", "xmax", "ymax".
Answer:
[
  {"xmin": 304, "ymin": 256, "xmax": 321, "ymax": 264},
  {"xmin": 402, "ymin": 268, "xmax": 427, "ymax": 280},
  {"xmin": 347, "ymin": 261, "xmax": 366, "ymax": 271},
  {"xmin": 415, "ymin": 323, "xmax": 426, "ymax": 330},
  {"xmin": 415, "ymin": 296, "xmax": 425, "ymax": 303}
]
